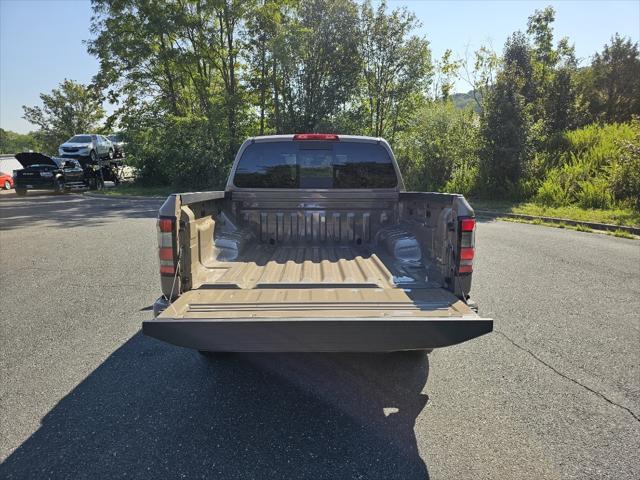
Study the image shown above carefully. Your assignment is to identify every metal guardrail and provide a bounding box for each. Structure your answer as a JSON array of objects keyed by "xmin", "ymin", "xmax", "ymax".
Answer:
[{"xmin": 475, "ymin": 210, "xmax": 640, "ymax": 235}]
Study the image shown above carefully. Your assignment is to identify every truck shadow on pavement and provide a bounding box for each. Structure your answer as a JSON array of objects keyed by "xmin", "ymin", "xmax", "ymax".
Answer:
[
  {"xmin": 1, "ymin": 333, "xmax": 430, "ymax": 479},
  {"xmin": 0, "ymin": 193, "xmax": 161, "ymax": 230}
]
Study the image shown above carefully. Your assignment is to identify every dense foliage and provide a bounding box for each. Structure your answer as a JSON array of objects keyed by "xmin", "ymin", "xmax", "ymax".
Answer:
[
  {"xmin": 535, "ymin": 121, "xmax": 640, "ymax": 210},
  {"xmin": 0, "ymin": 129, "xmax": 39, "ymax": 154},
  {"xmin": 395, "ymin": 101, "xmax": 478, "ymax": 194},
  {"xmin": 17, "ymin": 2, "xmax": 640, "ymax": 211}
]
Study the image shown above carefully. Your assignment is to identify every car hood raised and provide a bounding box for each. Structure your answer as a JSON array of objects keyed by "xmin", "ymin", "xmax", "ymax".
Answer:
[{"xmin": 15, "ymin": 152, "xmax": 61, "ymax": 168}]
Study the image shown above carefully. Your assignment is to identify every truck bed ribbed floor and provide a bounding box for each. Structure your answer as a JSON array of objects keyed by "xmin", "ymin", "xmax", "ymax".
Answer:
[{"xmin": 202, "ymin": 244, "xmax": 402, "ymax": 289}]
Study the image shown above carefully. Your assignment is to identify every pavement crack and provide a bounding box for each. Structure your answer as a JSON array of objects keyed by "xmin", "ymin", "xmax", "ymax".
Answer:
[{"xmin": 495, "ymin": 329, "xmax": 640, "ymax": 423}]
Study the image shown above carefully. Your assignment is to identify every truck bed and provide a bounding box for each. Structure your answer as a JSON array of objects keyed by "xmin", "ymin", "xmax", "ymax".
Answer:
[{"xmin": 146, "ymin": 243, "xmax": 491, "ymax": 352}]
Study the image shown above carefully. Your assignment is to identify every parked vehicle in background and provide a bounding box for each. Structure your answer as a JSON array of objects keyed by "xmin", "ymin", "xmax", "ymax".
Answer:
[
  {"xmin": 0, "ymin": 172, "xmax": 14, "ymax": 190},
  {"xmin": 144, "ymin": 134, "xmax": 492, "ymax": 355},
  {"xmin": 77, "ymin": 155, "xmax": 120, "ymax": 188},
  {"xmin": 13, "ymin": 152, "xmax": 86, "ymax": 195},
  {"xmin": 58, "ymin": 134, "xmax": 114, "ymax": 162},
  {"xmin": 107, "ymin": 134, "xmax": 125, "ymax": 158}
]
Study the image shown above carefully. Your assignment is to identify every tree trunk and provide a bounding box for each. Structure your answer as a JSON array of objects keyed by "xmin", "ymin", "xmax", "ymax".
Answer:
[
  {"xmin": 259, "ymin": 44, "xmax": 267, "ymax": 135},
  {"xmin": 159, "ymin": 34, "xmax": 179, "ymax": 115},
  {"xmin": 272, "ymin": 61, "xmax": 281, "ymax": 133}
]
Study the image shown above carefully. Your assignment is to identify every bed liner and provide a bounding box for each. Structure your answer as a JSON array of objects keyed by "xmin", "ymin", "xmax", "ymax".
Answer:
[{"xmin": 199, "ymin": 244, "xmax": 440, "ymax": 290}]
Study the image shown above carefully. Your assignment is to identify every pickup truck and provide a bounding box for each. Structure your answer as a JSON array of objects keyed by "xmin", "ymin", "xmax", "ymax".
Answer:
[
  {"xmin": 143, "ymin": 134, "xmax": 492, "ymax": 353},
  {"xmin": 14, "ymin": 152, "xmax": 86, "ymax": 195}
]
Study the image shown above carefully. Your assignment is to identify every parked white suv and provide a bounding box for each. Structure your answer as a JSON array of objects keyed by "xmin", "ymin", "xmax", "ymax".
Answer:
[{"xmin": 58, "ymin": 134, "xmax": 114, "ymax": 163}]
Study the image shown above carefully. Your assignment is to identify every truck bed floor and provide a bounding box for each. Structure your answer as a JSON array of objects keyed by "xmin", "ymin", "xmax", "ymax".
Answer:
[{"xmin": 201, "ymin": 244, "xmax": 431, "ymax": 290}]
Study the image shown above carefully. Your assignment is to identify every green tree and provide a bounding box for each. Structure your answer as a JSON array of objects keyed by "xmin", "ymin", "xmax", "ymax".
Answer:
[
  {"xmin": 273, "ymin": 0, "xmax": 362, "ymax": 132},
  {"xmin": 459, "ymin": 44, "xmax": 500, "ymax": 111},
  {"xmin": 586, "ymin": 35, "xmax": 640, "ymax": 123},
  {"xmin": 478, "ymin": 33, "xmax": 532, "ymax": 198},
  {"xmin": 359, "ymin": 0, "xmax": 432, "ymax": 138},
  {"xmin": 526, "ymin": 5, "xmax": 556, "ymax": 125},
  {"xmin": 22, "ymin": 79, "xmax": 105, "ymax": 154},
  {"xmin": 245, "ymin": 1, "xmax": 289, "ymax": 135},
  {"xmin": 89, "ymin": 0, "xmax": 253, "ymax": 160},
  {"xmin": 546, "ymin": 38, "xmax": 577, "ymax": 133},
  {"xmin": 81, "ymin": 0, "xmax": 639, "ymax": 200},
  {"xmin": 526, "ymin": 6, "xmax": 578, "ymax": 135},
  {"xmin": 503, "ymin": 32, "xmax": 535, "ymax": 104},
  {"xmin": 210, "ymin": 0, "xmax": 252, "ymax": 157},
  {"xmin": 432, "ymin": 49, "xmax": 460, "ymax": 101},
  {"xmin": 89, "ymin": 1, "xmax": 183, "ymax": 115},
  {"xmin": 527, "ymin": 6, "xmax": 557, "ymax": 74}
]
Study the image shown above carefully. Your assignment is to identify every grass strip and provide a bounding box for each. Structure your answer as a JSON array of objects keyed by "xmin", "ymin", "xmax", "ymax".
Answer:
[
  {"xmin": 470, "ymin": 199, "xmax": 640, "ymax": 228},
  {"xmin": 99, "ymin": 184, "xmax": 175, "ymax": 197}
]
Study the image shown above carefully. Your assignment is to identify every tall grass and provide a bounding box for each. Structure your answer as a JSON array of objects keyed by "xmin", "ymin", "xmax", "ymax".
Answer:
[{"xmin": 534, "ymin": 121, "xmax": 640, "ymax": 210}]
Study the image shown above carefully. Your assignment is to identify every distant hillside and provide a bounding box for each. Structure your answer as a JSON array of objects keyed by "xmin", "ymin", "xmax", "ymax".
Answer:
[{"xmin": 451, "ymin": 91, "xmax": 481, "ymax": 113}]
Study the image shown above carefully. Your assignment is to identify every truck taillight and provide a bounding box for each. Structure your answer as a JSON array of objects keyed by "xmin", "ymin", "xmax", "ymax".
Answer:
[
  {"xmin": 460, "ymin": 218, "xmax": 476, "ymax": 232},
  {"xmin": 458, "ymin": 217, "xmax": 476, "ymax": 274},
  {"xmin": 158, "ymin": 216, "xmax": 176, "ymax": 276}
]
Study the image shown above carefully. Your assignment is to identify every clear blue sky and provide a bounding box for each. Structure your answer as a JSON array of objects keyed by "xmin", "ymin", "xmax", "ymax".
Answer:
[{"xmin": 1, "ymin": 0, "xmax": 639, "ymax": 133}]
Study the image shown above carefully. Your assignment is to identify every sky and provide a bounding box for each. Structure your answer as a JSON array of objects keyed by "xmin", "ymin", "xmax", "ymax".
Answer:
[{"xmin": 1, "ymin": 0, "xmax": 639, "ymax": 134}]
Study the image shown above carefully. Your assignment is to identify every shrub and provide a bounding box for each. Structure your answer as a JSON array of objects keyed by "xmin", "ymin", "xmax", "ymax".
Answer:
[
  {"xmin": 607, "ymin": 131, "xmax": 640, "ymax": 209},
  {"xmin": 395, "ymin": 101, "xmax": 480, "ymax": 192},
  {"xmin": 536, "ymin": 175, "xmax": 569, "ymax": 206},
  {"xmin": 444, "ymin": 165, "xmax": 478, "ymax": 196},
  {"xmin": 516, "ymin": 177, "xmax": 542, "ymax": 200},
  {"xmin": 576, "ymin": 178, "xmax": 612, "ymax": 209},
  {"xmin": 122, "ymin": 113, "xmax": 230, "ymax": 190},
  {"xmin": 534, "ymin": 120, "xmax": 640, "ymax": 210}
]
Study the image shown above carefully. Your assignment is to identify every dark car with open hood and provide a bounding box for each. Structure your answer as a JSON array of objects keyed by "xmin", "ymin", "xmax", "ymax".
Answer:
[{"xmin": 13, "ymin": 152, "xmax": 87, "ymax": 196}]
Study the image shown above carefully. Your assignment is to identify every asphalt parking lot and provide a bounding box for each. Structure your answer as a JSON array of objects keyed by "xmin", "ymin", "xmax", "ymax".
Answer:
[{"xmin": 0, "ymin": 192, "xmax": 639, "ymax": 479}]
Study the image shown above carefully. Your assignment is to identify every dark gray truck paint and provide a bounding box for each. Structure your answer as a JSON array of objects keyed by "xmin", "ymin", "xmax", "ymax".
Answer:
[{"xmin": 143, "ymin": 135, "xmax": 492, "ymax": 352}]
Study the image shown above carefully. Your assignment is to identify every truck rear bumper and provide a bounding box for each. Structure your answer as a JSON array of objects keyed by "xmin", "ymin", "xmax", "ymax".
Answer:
[
  {"xmin": 143, "ymin": 313, "xmax": 493, "ymax": 352},
  {"xmin": 14, "ymin": 179, "xmax": 56, "ymax": 189}
]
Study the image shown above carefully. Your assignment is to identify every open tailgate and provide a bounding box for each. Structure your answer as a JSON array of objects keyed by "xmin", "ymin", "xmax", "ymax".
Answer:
[{"xmin": 143, "ymin": 287, "xmax": 492, "ymax": 352}]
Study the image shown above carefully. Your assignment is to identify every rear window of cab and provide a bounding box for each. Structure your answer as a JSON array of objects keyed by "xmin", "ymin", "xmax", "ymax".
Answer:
[{"xmin": 233, "ymin": 141, "xmax": 398, "ymax": 189}]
